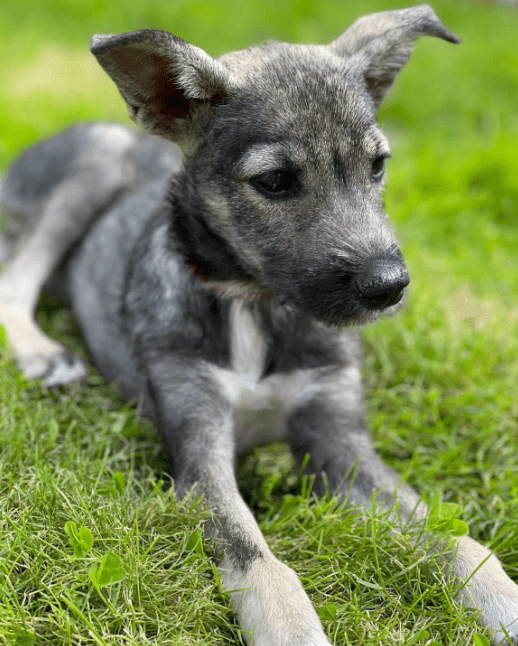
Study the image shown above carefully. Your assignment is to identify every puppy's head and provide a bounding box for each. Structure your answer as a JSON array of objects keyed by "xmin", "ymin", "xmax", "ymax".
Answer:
[{"xmin": 92, "ymin": 6, "xmax": 459, "ymax": 327}]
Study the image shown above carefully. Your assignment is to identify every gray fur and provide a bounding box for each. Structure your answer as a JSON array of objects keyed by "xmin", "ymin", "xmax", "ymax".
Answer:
[{"xmin": 0, "ymin": 7, "xmax": 516, "ymax": 645}]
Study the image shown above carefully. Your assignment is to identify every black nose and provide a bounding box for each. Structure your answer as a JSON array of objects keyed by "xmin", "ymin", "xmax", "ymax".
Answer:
[{"xmin": 354, "ymin": 258, "xmax": 410, "ymax": 310}]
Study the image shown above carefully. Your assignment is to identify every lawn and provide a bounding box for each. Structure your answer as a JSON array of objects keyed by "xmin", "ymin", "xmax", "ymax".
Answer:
[{"xmin": 0, "ymin": 0, "xmax": 517, "ymax": 644}]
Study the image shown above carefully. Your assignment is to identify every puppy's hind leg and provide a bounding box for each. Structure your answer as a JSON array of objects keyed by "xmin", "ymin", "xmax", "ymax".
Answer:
[{"xmin": 0, "ymin": 124, "xmax": 138, "ymax": 386}]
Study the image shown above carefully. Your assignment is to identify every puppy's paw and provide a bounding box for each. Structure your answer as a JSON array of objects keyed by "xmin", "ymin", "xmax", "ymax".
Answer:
[
  {"xmin": 0, "ymin": 306, "xmax": 87, "ymax": 385},
  {"xmin": 491, "ymin": 627, "xmax": 518, "ymax": 646},
  {"xmin": 485, "ymin": 591, "xmax": 518, "ymax": 645},
  {"xmin": 303, "ymin": 629, "xmax": 334, "ymax": 646},
  {"xmin": 454, "ymin": 536, "xmax": 518, "ymax": 645},
  {"xmin": 224, "ymin": 555, "xmax": 332, "ymax": 646},
  {"xmin": 19, "ymin": 350, "xmax": 88, "ymax": 386}
]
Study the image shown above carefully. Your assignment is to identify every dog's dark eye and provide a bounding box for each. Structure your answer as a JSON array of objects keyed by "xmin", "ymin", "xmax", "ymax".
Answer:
[
  {"xmin": 250, "ymin": 170, "xmax": 295, "ymax": 199},
  {"xmin": 371, "ymin": 155, "xmax": 388, "ymax": 181}
]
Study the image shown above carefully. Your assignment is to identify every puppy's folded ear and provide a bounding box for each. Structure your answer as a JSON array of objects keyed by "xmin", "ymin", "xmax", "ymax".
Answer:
[
  {"xmin": 91, "ymin": 29, "xmax": 232, "ymax": 140},
  {"xmin": 329, "ymin": 4, "xmax": 460, "ymax": 107}
]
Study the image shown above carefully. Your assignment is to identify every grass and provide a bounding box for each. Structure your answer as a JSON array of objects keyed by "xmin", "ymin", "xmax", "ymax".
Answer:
[{"xmin": 1, "ymin": 0, "xmax": 517, "ymax": 644}]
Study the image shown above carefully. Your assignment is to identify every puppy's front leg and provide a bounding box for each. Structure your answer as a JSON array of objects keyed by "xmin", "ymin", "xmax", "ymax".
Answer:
[
  {"xmin": 287, "ymin": 364, "xmax": 518, "ymax": 644},
  {"xmin": 146, "ymin": 356, "xmax": 331, "ymax": 646}
]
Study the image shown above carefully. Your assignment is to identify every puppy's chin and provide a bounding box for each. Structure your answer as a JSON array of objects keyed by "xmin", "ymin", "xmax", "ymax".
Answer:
[
  {"xmin": 282, "ymin": 288, "xmax": 408, "ymax": 328},
  {"xmin": 335, "ymin": 291, "xmax": 408, "ymax": 328},
  {"xmin": 204, "ymin": 279, "xmax": 273, "ymax": 302}
]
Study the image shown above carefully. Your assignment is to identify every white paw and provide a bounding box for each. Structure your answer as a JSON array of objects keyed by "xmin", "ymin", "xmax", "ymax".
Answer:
[
  {"xmin": 302, "ymin": 629, "xmax": 334, "ymax": 646},
  {"xmin": 19, "ymin": 350, "xmax": 87, "ymax": 386},
  {"xmin": 454, "ymin": 536, "xmax": 518, "ymax": 645},
  {"xmin": 0, "ymin": 305, "xmax": 87, "ymax": 385},
  {"xmin": 482, "ymin": 591, "xmax": 518, "ymax": 645},
  {"xmin": 247, "ymin": 627, "xmax": 332, "ymax": 646},
  {"xmin": 223, "ymin": 555, "xmax": 332, "ymax": 646},
  {"xmin": 492, "ymin": 629, "xmax": 518, "ymax": 646}
]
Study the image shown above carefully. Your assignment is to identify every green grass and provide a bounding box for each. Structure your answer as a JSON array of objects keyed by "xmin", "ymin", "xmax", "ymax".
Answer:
[{"xmin": 1, "ymin": 0, "xmax": 517, "ymax": 644}]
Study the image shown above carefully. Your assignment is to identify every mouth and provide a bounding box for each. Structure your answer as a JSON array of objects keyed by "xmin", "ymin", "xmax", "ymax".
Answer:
[
  {"xmin": 200, "ymin": 277, "xmax": 408, "ymax": 324},
  {"xmin": 261, "ymin": 255, "xmax": 410, "ymax": 327},
  {"xmin": 299, "ymin": 286, "xmax": 408, "ymax": 327},
  {"xmin": 189, "ymin": 254, "xmax": 409, "ymax": 324},
  {"xmin": 356, "ymin": 286, "xmax": 408, "ymax": 322}
]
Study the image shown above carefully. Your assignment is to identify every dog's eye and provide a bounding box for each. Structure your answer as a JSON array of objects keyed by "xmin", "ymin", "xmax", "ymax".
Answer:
[
  {"xmin": 371, "ymin": 155, "xmax": 388, "ymax": 181},
  {"xmin": 250, "ymin": 170, "xmax": 295, "ymax": 198}
]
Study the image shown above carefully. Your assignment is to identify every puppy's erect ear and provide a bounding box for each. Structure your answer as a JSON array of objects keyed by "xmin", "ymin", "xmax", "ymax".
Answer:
[
  {"xmin": 91, "ymin": 29, "xmax": 232, "ymax": 140},
  {"xmin": 329, "ymin": 4, "xmax": 460, "ymax": 107}
]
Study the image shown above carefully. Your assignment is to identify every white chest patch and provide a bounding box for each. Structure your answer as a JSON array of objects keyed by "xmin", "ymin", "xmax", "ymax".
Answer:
[
  {"xmin": 212, "ymin": 302, "xmax": 323, "ymax": 454},
  {"xmin": 229, "ymin": 301, "xmax": 267, "ymax": 382}
]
